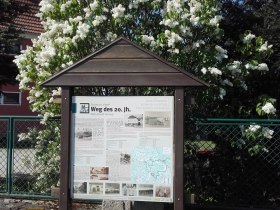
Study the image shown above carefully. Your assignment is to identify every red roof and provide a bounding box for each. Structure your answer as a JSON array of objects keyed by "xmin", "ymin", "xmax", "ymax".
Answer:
[{"xmin": 14, "ymin": 0, "xmax": 43, "ymax": 35}]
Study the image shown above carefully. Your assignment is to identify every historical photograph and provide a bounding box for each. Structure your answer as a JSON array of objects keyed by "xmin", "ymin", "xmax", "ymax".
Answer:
[
  {"xmin": 122, "ymin": 184, "xmax": 137, "ymax": 196},
  {"xmin": 155, "ymin": 186, "xmax": 171, "ymax": 197},
  {"xmin": 124, "ymin": 114, "xmax": 143, "ymax": 128},
  {"xmin": 144, "ymin": 112, "xmax": 171, "ymax": 128},
  {"xmin": 90, "ymin": 167, "xmax": 109, "ymax": 180},
  {"xmin": 73, "ymin": 182, "xmax": 87, "ymax": 194},
  {"xmin": 138, "ymin": 184, "xmax": 154, "ymax": 197},
  {"xmin": 89, "ymin": 182, "xmax": 104, "ymax": 195},
  {"xmin": 120, "ymin": 153, "xmax": 131, "ymax": 165},
  {"xmin": 75, "ymin": 127, "xmax": 92, "ymax": 141},
  {"xmin": 105, "ymin": 183, "xmax": 120, "ymax": 195}
]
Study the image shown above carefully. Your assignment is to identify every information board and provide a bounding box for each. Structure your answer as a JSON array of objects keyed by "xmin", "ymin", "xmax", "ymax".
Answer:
[{"xmin": 71, "ymin": 96, "xmax": 174, "ymax": 202}]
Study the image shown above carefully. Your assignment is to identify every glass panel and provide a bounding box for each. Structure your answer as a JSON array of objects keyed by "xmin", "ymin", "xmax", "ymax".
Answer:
[{"xmin": 3, "ymin": 93, "xmax": 20, "ymax": 104}]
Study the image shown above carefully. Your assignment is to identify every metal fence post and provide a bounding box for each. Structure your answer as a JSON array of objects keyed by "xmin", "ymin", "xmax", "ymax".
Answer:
[{"xmin": 7, "ymin": 117, "xmax": 13, "ymax": 194}]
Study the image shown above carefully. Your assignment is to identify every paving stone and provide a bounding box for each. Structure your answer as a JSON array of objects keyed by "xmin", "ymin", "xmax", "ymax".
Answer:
[
  {"xmin": 102, "ymin": 200, "xmax": 132, "ymax": 210},
  {"xmin": 4, "ymin": 198, "xmax": 15, "ymax": 203}
]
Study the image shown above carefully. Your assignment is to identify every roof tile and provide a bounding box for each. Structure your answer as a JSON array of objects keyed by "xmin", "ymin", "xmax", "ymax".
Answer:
[{"xmin": 14, "ymin": 0, "xmax": 43, "ymax": 34}]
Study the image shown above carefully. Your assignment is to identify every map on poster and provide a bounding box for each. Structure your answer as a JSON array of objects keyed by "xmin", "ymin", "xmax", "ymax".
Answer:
[
  {"xmin": 71, "ymin": 96, "xmax": 174, "ymax": 202},
  {"xmin": 131, "ymin": 147, "xmax": 172, "ymax": 184}
]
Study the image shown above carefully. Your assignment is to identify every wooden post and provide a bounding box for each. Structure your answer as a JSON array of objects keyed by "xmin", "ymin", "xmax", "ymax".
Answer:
[
  {"xmin": 174, "ymin": 87, "xmax": 184, "ymax": 210},
  {"xmin": 60, "ymin": 87, "xmax": 72, "ymax": 210}
]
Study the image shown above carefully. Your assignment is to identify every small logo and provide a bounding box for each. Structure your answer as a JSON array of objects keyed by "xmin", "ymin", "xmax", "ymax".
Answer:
[{"xmin": 80, "ymin": 103, "xmax": 90, "ymax": 113}]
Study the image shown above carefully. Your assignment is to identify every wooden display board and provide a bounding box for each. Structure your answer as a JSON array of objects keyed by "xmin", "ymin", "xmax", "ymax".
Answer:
[{"xmin": 42, "ymin": 37, "xmax": 207, "ymax": 210}]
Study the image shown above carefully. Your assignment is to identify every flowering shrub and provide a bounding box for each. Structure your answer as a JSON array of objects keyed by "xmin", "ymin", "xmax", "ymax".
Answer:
[
  {"xmin": 256, "ymin": 97, "xmax": 277, "ymax": 117},
  {"xmin": 14, "ymin": 0, "xmax": 275, "ymax": 191},
  {"xmin": 242, "ymin": 124, "xmax": 274, "ymax": 156}
]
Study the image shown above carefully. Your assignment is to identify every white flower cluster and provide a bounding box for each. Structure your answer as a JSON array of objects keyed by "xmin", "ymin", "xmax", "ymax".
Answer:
[
  {"xmin": 262, "ymin": 102, "xmax": 276, "ymax": 115},
  {"xmin": 201, "ymin": 67, "xmax": 222, "ymax": 76},
  {"xmin": 76, "ymin": 22, "xmax": 90, "ymax": 40},
  {"xmin": 245, "ymin": 124, "xmax": 274, "ymax": 139},
  {"xmin": 192, "ymin": 40, "xmax": 205, "ymax": 49},
  {"xmin": 141, "ymin": 35, "xmax": 156, "ymax": 47},
  {"xmin": 222, "ymin": 79, "xmax": 233, "ymax": 87},
  {"xmin": 165, "ymin": 30, "xmax": 182, "ymax": 51},
  {"xmin": 258, "ymin": 41, "xmax": 272, "ymax": 52},
  {"xmin": 215, "ymin": 45, "xmax": 228, "ymax": 62},
  {"xmin": 257, "ymin": 63, "xmax": 269, "ymax": 71},
  {"xmin": 92, "ymin": 15, "xmax": 107, "ymax": 27},
  {"xmin": 245, "ymin": 63, "xmax": 269, "ymax": 71},
  {"xmin": 106, "ymin": 32, "xmax": 118, "ymax": 41},
  {"xmin": 243, "ymin": 33, "xmax": 255, "ymax": 44},
  {"xmin": 39, "ymin": 0, "xmax": 55, "ymax": 14},
  {"xmin": 219, "ymin": 88, "xmax": 226, "ymax": 99},
  {"xmin": 247, "ymin": 124, "xmax": 261, "ymax": 132},
  {"xmin": 60, "ymin": 1, "xmax": 73, "ymax": 13},
  {"xmin": 167, "ymin": 0, "xmax": 184, "ymax": 13},
  {"xmin": 160, "ymin": 19, "xmax": 179, "ymax": 28},
  {"xmin": 112, "ymin": 4, "xmax": 125, "ymax": 19},
  {"xmin": 209, "ymin": 15, "xmax": 223, "ymax": 27},
  {"xmin": 129, "ymin": 0, "xmax": 151, "ymax": 9},
  {"xmin": 84, "ymin": 0, "xmax": 99, "ymax": 17},
  {"xmin": 262, "ymin": 127, "xmax": 274, "ymax": 139},
  {"xmin": 227, "ymin": 61, "xmax": 241, "ymax": 74}
]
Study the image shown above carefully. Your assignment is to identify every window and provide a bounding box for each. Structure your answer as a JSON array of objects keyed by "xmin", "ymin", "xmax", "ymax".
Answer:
[{"xmin": 0, "ymin": 92, "xmax": 21, "ymax": 105}]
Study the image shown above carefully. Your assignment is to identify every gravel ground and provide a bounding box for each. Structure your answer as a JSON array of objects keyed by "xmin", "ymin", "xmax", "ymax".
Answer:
[
  {"xmin": 0, "ymin": 198, "xmax": 161, "ymax": 210},
  {"xmin": 0, "ymin": 198, "xmax": 102, "ymax": 210}
]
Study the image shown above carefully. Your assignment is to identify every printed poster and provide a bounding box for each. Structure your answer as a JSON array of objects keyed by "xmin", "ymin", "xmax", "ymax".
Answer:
[{"xmin": 71, "ymin": 96, "xmax": 174, "ymax": 202}]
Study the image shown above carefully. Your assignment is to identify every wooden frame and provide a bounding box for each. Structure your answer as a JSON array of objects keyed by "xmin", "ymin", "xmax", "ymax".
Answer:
[{"xmin": 42, "ymin": 37, "xmax": 207, "ymax": 210}]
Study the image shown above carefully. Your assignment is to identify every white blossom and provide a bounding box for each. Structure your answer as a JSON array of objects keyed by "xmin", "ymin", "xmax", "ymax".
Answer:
[
  {"xmin": 180, "ymin": 25, "xmax": 192, "ymax": 36},
  {"xmin": 247, "ymin": 124, "xmax": 261, "ymax": 133},
  {"xmin": 228, "ymin": 61, "xmax": 241, "ymax": 74},
  {"xmin": 262, "ymin": 102, "xmax": 276, "ymax": 114},
  {"xmin": 258, "ymin": 41, "xmax": 272, "ymax": 52},
  {"xmin": 190, "ymin": 15, "xmax": 200, "ymax": 26},
  {"xmin": 215, "ymin": 45, "xmax": 228, "ymax": 62},
  {"xmin": 215, "ymin": 45, "xmax": 227, "ymax": 54},
  {"xmin": 209, "ymin": 67, "xmax": 222, "ymax": 75},
  {"xmin": 262, "ymin": 127, "xmax": 274, "ymax": 139},
  {"xmin": 106, "ymin": 32, "xmax": 117, "ymax": 41},
  {"xmin": 201, "ymin": 67, "xmax": 207, "ymax": 74},
  {"xmin": 257, "ymin": 63, "xmax": 269, "ymax": 71},
  {"xmin": 165, "ymin": 30, "xmax": 182, "ymax": 48},
  {"xmin": 219, "ymin": 88, "xmax": 226, "ymax": 99},
  {"xmin": 209, "ymin": 15, "xmax": 222, "ymax": 26},
  {"xmin": 90, "ymin": 1, "xmax": 99, "ymax": 10},
  {"xmin": 240, "ymin": 81, "xmax": 248, "ymax": 91},
  {"xmin": 92, "ymin": 15, "xmax": 107, "ymax": 26},
  {"xmin": 245, "ymin": 63, "xmax": 257, "ymax": 70},
  {"xmin": 76, "ymin": 22, "xmax": 90, "ymax": 39},
  {"xmin": 189, "ymin": 0, "xmax": 202, "ymax": 14},
  {"xmin": 243, "ymin": 33, "xmax": 255, "ymax": 44},
  {"xmin": 112, "ymin": 4, "xmax": 125, "ymax": 19},
  {"xmin": 141, "ymin": 35, "xmax": 156, "ymax": 47},
  {"xmin": 160, "ymin": 19, "xmax": 179, "ymax": 28},
  {"xmin": 166, "ymin": 0, "xmax": 183, "ymax": 13},
  {"xmin": 192, "ymin": 40, "xmax": 205, "ymax": 48},
  {"xmin": 39, "ymin": 0, "xmax": 54, "ymax": 13},
  {"xmin": 222, "ymin": 79, "xmax": 233, "ymax": 87}
]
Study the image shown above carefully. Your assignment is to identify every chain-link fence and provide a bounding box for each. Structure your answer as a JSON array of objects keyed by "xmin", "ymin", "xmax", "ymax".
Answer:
[
  {"xmin": 0, "ymin": 116, "xmax": 59, "ymax": 198},
  {"xmin": 185, "ymin": 119, "xmax": 280, "ymax": 209},
  {"xmin": 1, "ymin": 116, "xmax": 280, "ymax": 207}
]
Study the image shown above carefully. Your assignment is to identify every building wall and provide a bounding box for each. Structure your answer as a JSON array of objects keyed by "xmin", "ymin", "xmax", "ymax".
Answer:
[
  {"xmin": 0, "ymin": 0, "xmax": 42, "ymax": 116},
  {"xmin": 0, "ymin": 84, "xmax": 36, "ymax": 116}
]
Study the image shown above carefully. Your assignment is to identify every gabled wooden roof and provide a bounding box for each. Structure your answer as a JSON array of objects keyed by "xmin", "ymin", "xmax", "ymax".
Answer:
[{"xmin": 42, "ymin": 37, "xmax": 207, "ymax": 87}]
